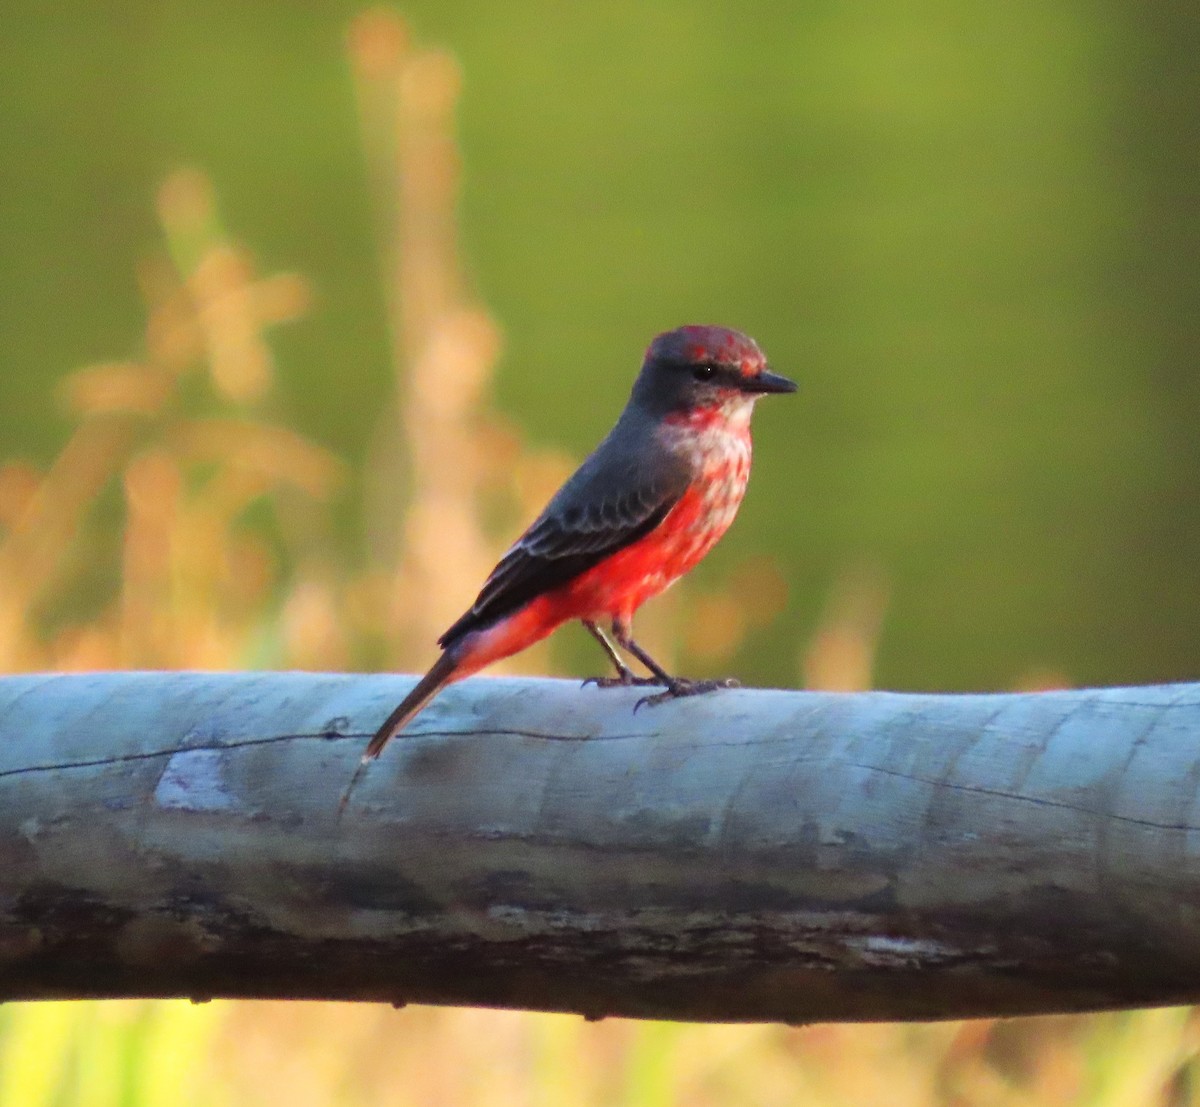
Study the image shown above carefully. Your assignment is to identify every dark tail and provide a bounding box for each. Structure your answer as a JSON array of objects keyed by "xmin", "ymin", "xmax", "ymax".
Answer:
[
  {"xmin": 337, "ymin": 650, "xmax": 462, "ymax": 819},
  {"xmin": 363, "ymin": 649, "xmax": 460, "ymax": 761}
]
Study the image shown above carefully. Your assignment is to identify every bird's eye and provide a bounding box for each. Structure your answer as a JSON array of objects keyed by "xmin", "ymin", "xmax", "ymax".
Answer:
[{"xmin": 692, "ymin": 364, "xmax": 715, "ymax": 382}]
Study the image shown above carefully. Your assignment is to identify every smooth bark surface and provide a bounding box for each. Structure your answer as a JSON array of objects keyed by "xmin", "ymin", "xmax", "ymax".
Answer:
[{"xmin": 2, "ymin": 671, "xmax": 1199, "ymax": 1022}]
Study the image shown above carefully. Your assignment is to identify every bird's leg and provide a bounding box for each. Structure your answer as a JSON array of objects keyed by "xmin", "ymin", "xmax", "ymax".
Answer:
[
  {"xmin": 581, "ymin": 620, "xmax": 660, "ymax": 688},
  {"xmin": 610, "ymin": 618, "xmax": 738, "ymax": 710}
]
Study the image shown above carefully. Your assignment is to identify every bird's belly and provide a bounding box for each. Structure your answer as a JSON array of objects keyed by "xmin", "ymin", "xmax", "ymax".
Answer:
[{"xmin": 558, "ymin": 446, "xmax": 750, "ymax": 620}]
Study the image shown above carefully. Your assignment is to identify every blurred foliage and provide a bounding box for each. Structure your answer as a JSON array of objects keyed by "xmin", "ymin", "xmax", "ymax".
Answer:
[
  {"xmin": 1, "ymin": 2, "xmax": 1199, "ymax": 1105},
  {"xmin": 5, "ymin": 1002, "xmax": 1200, "ymax": 1107}
]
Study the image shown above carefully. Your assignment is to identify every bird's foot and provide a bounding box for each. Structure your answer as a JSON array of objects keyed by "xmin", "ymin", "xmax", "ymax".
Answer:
[
  {"xmin": 582, "ymin": 671, "xmax": 664, "ymax": 690},
  {"xmin": 634, "ymin": 677, "xmax": 739, "ymax": 712}
]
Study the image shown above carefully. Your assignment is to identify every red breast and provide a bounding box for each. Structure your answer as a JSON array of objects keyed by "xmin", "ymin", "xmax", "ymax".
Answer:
[{"xmin": 556, "ymin": 412, "xmax": 752, "ymax": 620}]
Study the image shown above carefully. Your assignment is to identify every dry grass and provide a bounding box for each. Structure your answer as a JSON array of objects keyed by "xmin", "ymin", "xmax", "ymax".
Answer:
[{"xmin": 1, "ymin": 9, "xmax": 1198, "ymax": 1106}]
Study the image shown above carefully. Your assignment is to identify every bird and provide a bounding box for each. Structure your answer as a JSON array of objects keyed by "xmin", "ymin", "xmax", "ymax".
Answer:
[{"xmin": 364, "ymin": 324, "xmax": 796, "ymax": 760}]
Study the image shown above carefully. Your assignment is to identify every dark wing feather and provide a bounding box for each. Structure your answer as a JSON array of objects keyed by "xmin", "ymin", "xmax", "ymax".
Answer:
[{"xmin": 438, "ymin": 430, "xmax": 689, "ymax": 648}]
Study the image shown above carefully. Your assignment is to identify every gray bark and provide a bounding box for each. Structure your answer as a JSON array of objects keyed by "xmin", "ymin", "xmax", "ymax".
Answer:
[{"xmin": 1, "ymin": 671, "xmax": 1198, "ymax": 1023}]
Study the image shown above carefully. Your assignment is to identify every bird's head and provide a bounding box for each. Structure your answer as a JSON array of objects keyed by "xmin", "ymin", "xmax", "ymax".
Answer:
[{"xmin": 631, "ymin": 325, "xmax": 797, "ymax": 421}]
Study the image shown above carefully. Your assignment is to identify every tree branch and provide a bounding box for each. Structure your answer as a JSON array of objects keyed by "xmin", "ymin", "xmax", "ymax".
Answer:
[{"xmin": 2, "ymin": 671, "xmax": 1199, "ymax": 1022}]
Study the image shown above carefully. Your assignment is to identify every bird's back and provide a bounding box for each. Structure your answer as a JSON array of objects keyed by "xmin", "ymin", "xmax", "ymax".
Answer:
[{"xmin": 438, "ymin": 406, "xmax": 693, "ymax": 647}]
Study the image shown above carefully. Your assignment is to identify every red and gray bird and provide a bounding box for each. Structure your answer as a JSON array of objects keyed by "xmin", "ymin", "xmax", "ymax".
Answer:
[{"xmin": 364, "ymin": 324, "xmax": 796, "ymax": 759}]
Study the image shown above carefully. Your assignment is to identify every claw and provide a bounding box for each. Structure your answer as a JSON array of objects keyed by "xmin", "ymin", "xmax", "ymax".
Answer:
[
  {"xmin": 582, "ymin": 673, "xmax": 664, "ymax": 690},
  {"xmin": 633, "ymin": 677, "xmax": 737, "ymax": 712}
]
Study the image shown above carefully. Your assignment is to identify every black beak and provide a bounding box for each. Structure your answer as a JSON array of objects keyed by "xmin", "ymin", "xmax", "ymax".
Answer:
[{"xmin": 741, "ymin": 368, "xmax": 798, "ymax": 395}]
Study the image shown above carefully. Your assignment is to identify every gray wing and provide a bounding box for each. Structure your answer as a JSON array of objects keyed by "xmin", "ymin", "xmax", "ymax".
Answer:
[{"xmin": 438, "ymin": 425, "xmax": 689, "ymax": 647}]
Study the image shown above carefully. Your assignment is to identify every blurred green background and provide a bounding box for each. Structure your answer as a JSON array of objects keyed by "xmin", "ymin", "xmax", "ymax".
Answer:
[
  {"xmin": 3, "ymin": 2, "xmax": 1200, "ymax": 1104},
  {"xmin": 4, "ymin": 0, "xmax": 1197, "ymax": 693}
]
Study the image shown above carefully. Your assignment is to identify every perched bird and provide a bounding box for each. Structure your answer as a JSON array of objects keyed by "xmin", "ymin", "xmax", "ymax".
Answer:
[{"xmin": 365, "ymin": 324, "xmax": 796, "ymax": 760}]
